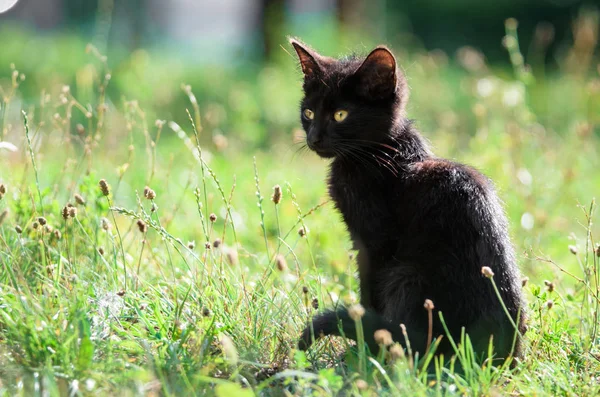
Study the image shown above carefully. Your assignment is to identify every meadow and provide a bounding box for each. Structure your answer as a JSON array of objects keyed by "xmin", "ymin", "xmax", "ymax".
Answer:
[{"xmin": 0, "ymin": 18, "xmax": 600, "ymax": 396}]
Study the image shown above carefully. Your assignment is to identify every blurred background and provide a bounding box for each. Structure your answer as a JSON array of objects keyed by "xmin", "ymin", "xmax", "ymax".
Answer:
[
  {"xmin": 1, "ymin": 0, "xmax": 598, "ymax": 149},
  {"xmin": 0, "ymin": 0, "xmax": 599, "ymax": 266}
]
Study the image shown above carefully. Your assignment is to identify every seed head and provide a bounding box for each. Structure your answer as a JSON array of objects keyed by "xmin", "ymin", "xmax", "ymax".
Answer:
[
  {"xmin": 275, "ymin": 254, "xmax": 287, "ymax": 272},
  {"xmin": 44, "ymin": 225, "xmax": 53, "ymax": 233},
  {"xmin": 143, "ymin": 186, "xmax": 156, "ymax": 200},
  {"xmin": 53, "ymin": 229, "xmax": 62, "ymax": 240},
  {"xmin": 98, "ymin": 247, "xmax": 105, "ymax": 256},
  {"xmin": 32, "ymin": 221, "xmax": 39, "ymax": 229},
  {"xmin": 271, "ymin": 185, "xmax": 282, "ymax": 204},
  {"xmin": 481, "ymin": 266, "xmax": 494, "ymax": 278},
  {"xmin": 374, "ymin": 329, "xmax": 394, "ymax": 346},
  {"xmin": 202, "ymin": 307, "xmax": 211, "ymax": 317},
  {"xmin": 348, "ymin": 304, "xmax": 365, "ymax": 321},
  {"xmin": 76, "ymin": 124, "xmax": 85, "ymax": 135},
  {"xmin": 355, "ymin": 379, "xmax": 368, "ymax": 391},
  {"xmin": 68, "ymin": 207, "xmax": 77, "ymax": 218},
  {"xmin": 204, "ymin": 242, "xmax": 211, "ymax": 250},
  {"xmin": 74, "ymin": 194, "xmax": 85, "ymax": 206},
  {"xmin": 544, "ymin": 280, "xmax": 554, "ymax": 293},
  {"xmin": 220, "ymin": 335, "xmax": 238, "ymax": 365},
  {"xmin": 62, "ymin": 206, "xmax": 70, "ymax": 219},
  {"xmin": 389, "ymin": 343, "xmax": 405, "ymax": 360},
  {"xmin": 187, "ymin": 241, "xmax": 195, "ymax": 250},
  {"xmin": 423, "ymin": 299, "xmax": 435, "ymax": 311},
  {"xmin": 137, "ymin": 219, "xmax": 147, "ymax": 233},
  {"xmin": 213, "ymin": 238, "xmax": 222, "ymax": 248},
  {"xmin": 545, "ymin": 300, "xmax": 554, "ymax": 309},
  {"xmin": 38, "ymin": 217, "xmax": 47, "ymax": 226},
  {"xmin": 596, "ymin": 244, "xmax": 600, "ymax": 257},
  {"xmin": 99, "ymin": 179, "xmax": 110, "ymax": 196},
  {"xmin": 117, "ymin": 290, "xmax": 125, "ymax": 297},
  {"xmin": 521, "ymin": 277, "xmax": 529, "ymax": 287},
  {"xmin": 15, "ymin": 225, "xmax": 22, "ymax": 234},
  {"xmin": 311, "ymin": 298, "xmax": 319, "ymax": 310},
  {"xmin": 0, "ymin": 183, "xmax": 6, "ymax": 198},
  {"xmin": 100, "ymin": 217, "xmax": 111, "ymax": 231},
  {"xmin": 302, "ymin": 286, "xmax": 309, "ymax": 294},
  {"xmin": 226, "ymin": 248, "xmax": 239, "ymax": 266},
  {"xmin": 209, "ymin": 213, "xmax": 217, "ymax": 223},
  {"xmin": 298, "ymin": 227, "xmax": 306, "ymax": 237},
  {"xmin": 568, "ymin": 245, "xmax": 578, "ymax": 255}
]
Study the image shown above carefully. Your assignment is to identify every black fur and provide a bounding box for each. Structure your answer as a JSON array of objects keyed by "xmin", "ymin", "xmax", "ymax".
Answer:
[{"xmin": 291, "ymin": 39, "xmax": 527, "ymax": 363}]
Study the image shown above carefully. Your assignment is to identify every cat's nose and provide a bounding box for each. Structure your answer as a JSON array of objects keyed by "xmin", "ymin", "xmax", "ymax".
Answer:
[{"xmin": 307, "ymin": 131, "xmax": 321, "ymax": 147}]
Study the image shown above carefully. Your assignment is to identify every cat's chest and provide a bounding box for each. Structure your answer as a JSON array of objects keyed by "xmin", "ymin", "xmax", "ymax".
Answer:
[{"xmin": 328, "ymin": 167, "xmax": 398, "ymax": 242}]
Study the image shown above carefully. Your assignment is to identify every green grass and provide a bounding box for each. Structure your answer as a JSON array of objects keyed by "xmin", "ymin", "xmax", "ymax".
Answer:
[{"xmin": 1, "ymin": 23, "xmax": 600, "ymax": 395}]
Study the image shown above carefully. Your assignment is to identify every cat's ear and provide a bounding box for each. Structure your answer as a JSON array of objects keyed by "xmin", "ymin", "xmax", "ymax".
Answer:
[
  {"xmin": 290, "ymin": 38, "xmax": 322, "ymax": 79},
  {"xmin": 354, "ymin": 46, "xmax": 399, "ymax": 99}
]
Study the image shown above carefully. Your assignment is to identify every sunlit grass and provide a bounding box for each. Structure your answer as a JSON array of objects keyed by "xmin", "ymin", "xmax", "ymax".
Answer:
[{"xmin": 1, "ymin": 17, "xmax": 600, "ymax": 396}]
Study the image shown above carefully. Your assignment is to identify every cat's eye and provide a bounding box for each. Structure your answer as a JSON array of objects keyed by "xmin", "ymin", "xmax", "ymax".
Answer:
[
  {"xmin": 303, "ymin": 109, "xmax": 314, "ymax": 120},
  {"xmin": 334, "ymin": 110, "xmax": 348, "ymax": 122}
]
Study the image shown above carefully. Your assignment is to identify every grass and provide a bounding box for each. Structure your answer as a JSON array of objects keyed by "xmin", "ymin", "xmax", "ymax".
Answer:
[{"xmin": 1, "ymin": 18, "xmax": 600, "ymax": 396}]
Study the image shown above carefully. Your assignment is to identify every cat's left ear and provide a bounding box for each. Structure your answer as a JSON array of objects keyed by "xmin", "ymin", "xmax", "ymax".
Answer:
[{"xmin": 354, "ymin": 47, "xmax": 399, "ymax": 99}]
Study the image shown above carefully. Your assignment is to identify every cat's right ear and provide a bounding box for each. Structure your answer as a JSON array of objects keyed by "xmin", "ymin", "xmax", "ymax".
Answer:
[{"xmin": 290, "ymin": 38, "xmax": 322, "ymax": 79}]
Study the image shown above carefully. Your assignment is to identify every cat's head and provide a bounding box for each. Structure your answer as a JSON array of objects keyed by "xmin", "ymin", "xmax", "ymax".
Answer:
[{"xmin": 290, "ymin": 38, "xmax": 408, "ymax": 158}]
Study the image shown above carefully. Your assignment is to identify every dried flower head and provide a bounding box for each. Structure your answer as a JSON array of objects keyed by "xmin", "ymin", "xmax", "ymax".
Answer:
[
  {"xmin": 302, "ymin": 286, "xmax": 309, "ymax": 294},
  {"xmin": 15, "ymin": 225, "xmax": 22, "ymax": 234},
  {"xmin": 220, "ymin": 335, "xmax": 238, "ymax": 365},
  {"xmin": 298, "ymin": 227, "xmax": 306, "ymax": 237},
  {"xmin": 99, "ymin": 179, "xmax": 110, "ymax": 196},
  {"xmin": 544, "ymin": 280, "xmax": 554, "ymax": 293},
  {"xmin": 374, "ymin": 329, "xmax": 394, "ymax": 346},
  {"xmin": 213, "ymin": 238, "xmax": 222, "ymax": 248},
  {"xmin": 204, "ymin": 242, "xmax": 211, "ymax": 250},
  {"xmin": 481, "ymin": 266, "xmax": 494, "ymax": 278},
  {"xmin": 98, "ymin": 247, "xmax": 105, "ymax": 256},
  {"xmin": 226, "ymin": 248, "xmax": 239, "ymax": 266},
  {"xmin": 137, "ymin": 220, "xmax": 147, "ymax": 233},
  {"xmin": 0, "ymin": 183, "xmax": 6, "ymax": 199},
  {"xmin": 271, "ymin": 185, "xmax": 282, "ymax": 204},
  {"xmin": 275, "ymin": 254, "xmax": 287, "ymax": 272},
  {"xmin": 0, "ymin": 209, "xmax": 8, "ymax": 225},
  {"xmin": 423, "ymin": 299, "xmax": 435, "ymax": 311},
  {"xmin": 117, "ymin": 290, "xmax": 125, "ymax": 297},
  {"xmin": 53, "ymin": 229, "xmax": 62, "ymax": 240},
  {"xmin": 62, "ymin": 206, "xmax": 70, "ymax": 220},
  {"xmin": 38, "ymin": 217, "xmax": 47, "ymax": 226},
  {"xmin": 209, "ymin": 213, "xmax": 217, "ymax": 223},
  {"xmin": 187, "ymin": 241, "xmax": 195, "ymax": 250},
  {"xmin": 596, "ymin": 245, "xmax": 600, "ymax": 257},
  {"xmin": 568, "ymin": 245, "xmax": 578, "ymax": 255},
  {"xmin": 143, "ymin": 186, "xmax": 156, "ymax": 200},
  {"xmin": 521, "ymin": 277, "xmax": 529, "ymax": 287},
  {"xmin": 355, "ymin": 379, "xmax": 368, "ymax": 391},
  {"xmin": 545, "ymin": 300, "xmax": 554, "ymax": 309},
  {"xmin": 68, "ymin": 207, "xmax": 77, "ymax": 218},
  {"xmin": 389, "ymin": 343, "xmax": 405, "ymax": 360},
  {"xmin": 74, "ymin": 194, "xmax": 85, "ymax": 206},
  {"xmin": 348, "ymin": 304, "xmax": 365, "ymax": 321},
  {"xmin": 202, "ymin": 307, "xmax": 211, "ymax": 317},
  {"xmin": 100, "ymin": 217, "xmax": 111, "ymax": 231},
  {"xmin": 311, "ymin": 298, "xmax": 319, "ymax": 310},
  {"xmin": 44, "ymin": 224, "xmax": 53, "ymax": 233}
]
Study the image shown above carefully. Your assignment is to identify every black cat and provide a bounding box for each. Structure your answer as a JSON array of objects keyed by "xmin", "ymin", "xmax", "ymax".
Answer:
[{"xmin": 291, "ymin": 39, "xmax": 527, "ymax": 364}]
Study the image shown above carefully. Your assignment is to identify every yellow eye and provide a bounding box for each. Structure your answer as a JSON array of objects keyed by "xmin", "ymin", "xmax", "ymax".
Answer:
[
  {"xmin": 334, "ymin": 110, "xmax": 348, "ymax": 122},
  {"xmin": 303, "ymin": 109, "xmax": 314, "ymax": 120}
]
